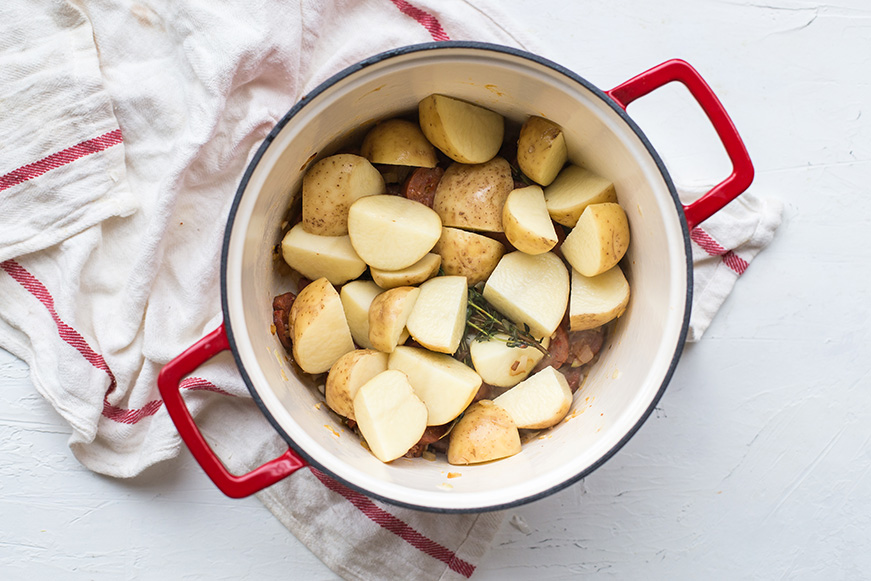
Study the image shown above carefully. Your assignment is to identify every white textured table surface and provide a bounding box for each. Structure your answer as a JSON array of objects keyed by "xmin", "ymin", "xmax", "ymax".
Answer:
[{"xmin": 3, "ymin": 1, "xmax": 870, "ymax": 579}]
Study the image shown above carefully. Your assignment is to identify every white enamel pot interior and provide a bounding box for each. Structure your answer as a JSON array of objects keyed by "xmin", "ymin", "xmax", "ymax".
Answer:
[{"xmin": 222, "ymin": 42, "xmax": 697, "ymax": 512}]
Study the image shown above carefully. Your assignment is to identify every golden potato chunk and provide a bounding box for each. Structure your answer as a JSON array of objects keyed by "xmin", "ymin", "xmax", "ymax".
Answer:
[
  {"xmin": 418, "ymin": 94, "xmax": 504, "ymax": 164},
  {"xmin": 360, "ymin": 118, "xmax": 437, "ymax": 168},
  {"xmin": 432, "ymin": 157, "xmax": 514, "ymax": 233},
  {"xmin": 447, "ymin": 400, "xmax": 521, "ymax": 465},
  {"xmin": 516, "ymin": 116, "xmax": 568, "ymax": 186},
  {"xmin": 561, "ymin": 202, "xmax": 630, "ymax": 277},
  {"xmin": 301, "ymin": 154, "xmax": 385, "ymax": 235}
]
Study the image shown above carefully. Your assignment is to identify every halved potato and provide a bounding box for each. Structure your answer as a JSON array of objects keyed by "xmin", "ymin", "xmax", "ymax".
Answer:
[
  {"xmin": 368, "ymin": 286, "xmax": 420, "ymax": 353},
  {"xmin": 493, "ymin": 366, "xmax": 572, "ymax": 429},
  {"xmin": 280, "ymin": 223, "xmax": 367, "ymax": 286},
  {"xmin": 347, "ymin": 194, "xmax": 442, "ymax": 271},
  {"xmin": 353, "ymin": 369, "xmax": 428, "ymax": 463},
  {"xmin": 561, "ymin": 202, "xmax": 630, "ymax": 277},
  {"xmin": 482, "ymin": 251, "xmax": 570, "ymax": 339},
  {"xmin": 469, "ymin": 333, "xmax": 547, "ymax": 388},
  {"xmin": 502, "ymin": 185, "xmax": 558, "ymax": 255},
  {"xmin": 516, "ymin": 116, "xmax": 567, "ymax": 186},
  {"xmin": 432, "ymin": 157, "xmax": 513, "ymax": 233},
  {"xmin": 302, "ymin": 154, "xmax": 385, "ymax": 235},
  {"xmin": 447, "ymin": 400, "xmax": 521, "ymax": 465},
  {"xmin": 289, "ymin": 277, "xmax": 356, "ymax": 374},
  {"xmin": 544, "ymin": 165, "xmax": 617, "ymax": 227},
  {"xmin": 340, "ymin": 280, "xmax": 383, "ymax": 349},
  {"xmin": 405, "ymin": 275, "xmax": 468, "ymax": 354},
  {"xmin": 370, "ymin": 253, "xmax": 441, "ymax": 290},
  {"xmin": 432, "ymin": 227, "xmax": 505, "ymax": 286},
  {"xmin": 570, "ymin": 265, "xmax": 630, "ymax": 331},
  {"xmin": 325, "ymin": 349, "xmax": 389, "ymax": 420},
  {"xmin": 418, "ymin": 94, "xmax": 504, "ymax": 164},
  {"xmin": 388, "ymin": 346, "xmax": 482, "ymax": 426},
  {"xmin": 360, "ymin": 118, "xmax": 438, "ymax": 168}
]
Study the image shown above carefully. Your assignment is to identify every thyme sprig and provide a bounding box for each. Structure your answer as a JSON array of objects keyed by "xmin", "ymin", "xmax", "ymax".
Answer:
[{"xmin": 456, "ymin": 287, "xmax": 548, "ymax": 364}]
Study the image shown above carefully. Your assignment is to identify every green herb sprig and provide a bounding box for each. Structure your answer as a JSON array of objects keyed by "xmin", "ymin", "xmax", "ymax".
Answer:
[{"xmin": 456, "ymin": 287, "xmax": 548, "ymax": 364}]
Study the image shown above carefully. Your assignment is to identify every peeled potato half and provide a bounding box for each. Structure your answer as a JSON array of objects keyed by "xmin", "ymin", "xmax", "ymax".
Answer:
[
  {"xmin": 482, "ymin": 251, "xmax": 570, "ymax": 339},
  {"xmin": 418, "ymin": 94, "xmax": 504, "ymax": 164},
  {"xmin": 347, "ymin": 194, "xmax": 442, "ymax": 271},
  {"xmin": 502, "ymin": 185, "xmax": 558, "ymax": 255},
  {"xmin": 405, "ymin": 275, "xmax": 468, "ymax": 355},
  {"xmin": 388, "ymin": 346, "xmax": 482, "ymax": 426},
  {"xmin": 561, "ymin": 202, "xmax": 630, "ymax": 277},
  {"xmin": 281, "ymin": 223, "xmax": 366, "ymax": 286},
  {"xmin": 353, "ymin": 369, "xmax": 428, "ymax": 463},
  {"xmin": 544, "ymin": 165, "xmax": 617, "ymax": 228},
  {"xmin": 570, "ymin": 265, "xmax": 630, "ymax": 331},
  {"xmin": 340, "ymin": 280, "xmax": 383, "ymax": 350},
  {"xmin": 493, "ymin": 366, "xmax": 573, "ymax": 429}
]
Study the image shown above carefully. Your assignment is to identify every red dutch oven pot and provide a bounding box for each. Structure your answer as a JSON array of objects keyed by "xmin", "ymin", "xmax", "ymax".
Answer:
[{"xmin": 158, "ymin": 42, "xmax": 752, "ymax": 512}]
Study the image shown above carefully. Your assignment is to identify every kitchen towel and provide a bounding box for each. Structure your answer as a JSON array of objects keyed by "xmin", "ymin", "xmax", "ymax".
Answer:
[{"xmin": 0, "ymin": 1, "xmax": 781, "ymax": 579}]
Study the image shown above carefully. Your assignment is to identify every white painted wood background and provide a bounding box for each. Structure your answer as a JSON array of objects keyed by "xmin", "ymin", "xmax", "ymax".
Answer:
[{"xmin": 2, "ymin": 0, "xmax": 869, "ymax": 578}]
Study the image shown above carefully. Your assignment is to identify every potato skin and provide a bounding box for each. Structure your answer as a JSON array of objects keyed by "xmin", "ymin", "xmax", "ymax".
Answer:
[
  {"xmin": 367, "ymin": 286, "xmax": 420, "ymax": 353},
  {"xmin": 501, "ymin": 185, "xmax": 559, "ymax": 255},
  {"xmin": 516, "ymin": 116, "xmax": 567, "ymax": 186},
  {"xmin": 447, "ymin": 400, "xmax": 521, "ymax": 465},
  {"xmin": 325, "ymin": 349, "xmax": 389, "ymax": 420},
  {"xmin": 302, "ymin": 154, "xmax": 385, "ymax": 236},
  {"xmin": 562, "ymin": 202, "xmax": 630, "ymax": 277},
  {"xmin": 361, "ymin": 119, "xmax": 438, "ymax": 168},
  {"xmin": 370, "ymin": 253, "xmax": 441, "ymax": 290},
  {"xmin": 432, "ymin": 227, "xmax": 505, "ymax": 286},
  {"xmin": 289, "ymin": 277, "xmax": 356, "ymax": 374},
  {"xmin": 432, "ymin": 157, "xmax": 513, "ymax": 233}
]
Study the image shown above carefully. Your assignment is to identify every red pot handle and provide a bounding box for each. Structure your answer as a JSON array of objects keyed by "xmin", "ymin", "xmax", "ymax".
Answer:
[
  {"xmin": 607, "ymin": 59, "xmax": 754, "ymax": 230},
  {"xmin": 157, "ymin": 323, "xmax": 307, "ymax": 498}
]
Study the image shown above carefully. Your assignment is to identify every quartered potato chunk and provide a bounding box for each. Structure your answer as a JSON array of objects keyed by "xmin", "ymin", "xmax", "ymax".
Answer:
[
  {"xmin": 447, "ymin": 400, "xmax": 521, "ymax": 465},
  {"xmin": 544, "ymin": 165, "xmax": 617, "ymax": 228},
  {"xmin": 561, "ymin": 202, "xmax": 630, "ymax": 277},
  {"xmin": 361, "ymin": 118, "xmax": 438, "ymax": 168},
  {"xmin": 289, "ymin": 277, "xmax": 356, "ymax": 374},
  {"xmin": 353, "ymin": 370, "xmax": 428, "ymax": 463},
  {"xmin": 388, "ymin": 346, "xmax": 482, "ymax": 426},
  {"xmin": 483, "ymin": 251, "xmax": 570, "ymax": 339},
  {"xmin": 418, "ymin": 94, "xmax": 504, "ymax": 164},
  {"xmin": 516, "ymin": 116, "xmax": 568, "ymax": 186},
  {"xmin": 569, "ymin": 265, "xmax": 630, "ymax": 331},
  {"xmin": 502, "ymin": 185, "xmax": 559, "ymax": 255}
]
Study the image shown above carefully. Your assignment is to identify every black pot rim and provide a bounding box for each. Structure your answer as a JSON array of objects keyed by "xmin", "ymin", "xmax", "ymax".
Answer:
[{"xmin": 220, "ymin": 40, "xmax": 692, "ymax": 514}]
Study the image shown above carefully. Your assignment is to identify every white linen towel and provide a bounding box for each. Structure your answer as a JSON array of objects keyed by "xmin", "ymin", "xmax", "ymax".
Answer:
[{"xmin": 0, "ymin": 1, "xmax": 780, "ymax": 579}]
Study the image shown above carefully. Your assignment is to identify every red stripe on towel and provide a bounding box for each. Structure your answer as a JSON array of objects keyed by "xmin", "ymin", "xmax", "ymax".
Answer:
[
  {"xmin": 0, "ymin": 129, "xmax": 123, "ymax": 192},
  {"xmin": 312, "ymin": 468, "xmax": 476, "ymax": 577},
  {"xmin": 388, "ymin": 0, "xmax": 451, "ymax": 41},
  {"xmin": 1, "ymin": 259, "xmax": 233, "ymax": 424},
  {"xmin": 690, "ymin": 227, "xmax": 748, "ymax": 275}
]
